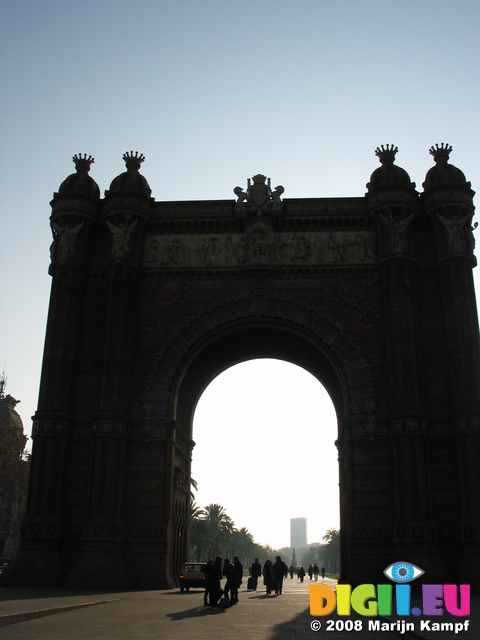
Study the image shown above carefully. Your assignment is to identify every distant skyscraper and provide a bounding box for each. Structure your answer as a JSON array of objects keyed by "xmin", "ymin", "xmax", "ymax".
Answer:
[{"xmin": 290, "ymin": 517, "xmax": 307, "ymax": 549}]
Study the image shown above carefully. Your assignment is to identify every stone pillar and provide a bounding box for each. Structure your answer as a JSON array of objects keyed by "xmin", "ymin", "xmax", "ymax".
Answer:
[
  {"xmin": 65, "ymin": 157, "xmax": 152, "ymax": 586},
  {"xmin": 13, "ymin": 155, "xmax": 100, "ymax": 586},
  {"xmin": 423, "ymin": 144, "xmax": 480, "ymax": 584}
]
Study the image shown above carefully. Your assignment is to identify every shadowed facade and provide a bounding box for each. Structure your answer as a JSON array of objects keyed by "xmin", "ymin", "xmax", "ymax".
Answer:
[{"xmin": 6, "ymin": 145, "xmax": 480, "ymax": 589}]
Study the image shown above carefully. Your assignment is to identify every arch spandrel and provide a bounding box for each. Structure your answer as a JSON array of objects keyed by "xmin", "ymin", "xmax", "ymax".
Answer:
[{"xmin": 143, "ymin": 293, "xmax": 376, "ymax": 431}]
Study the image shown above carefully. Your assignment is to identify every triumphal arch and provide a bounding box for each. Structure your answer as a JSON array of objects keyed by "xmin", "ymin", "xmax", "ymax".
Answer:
[{"xmin": 7, "ymin": 144, "xmax": 480, "ymax": 588}]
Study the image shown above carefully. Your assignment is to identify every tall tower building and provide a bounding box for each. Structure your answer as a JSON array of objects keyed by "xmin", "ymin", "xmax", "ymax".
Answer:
[{"xmin": 290, "ymin": 517, "xmax": 307, "ymax": 549}]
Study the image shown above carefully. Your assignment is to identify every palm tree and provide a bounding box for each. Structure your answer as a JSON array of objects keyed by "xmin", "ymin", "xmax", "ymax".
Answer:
[
  {"xmin": 322, "ymin": 528, "xmax": 340, "ymax": 573},
  {"xmin": 322, "ymin": 528, "xmax": 339, "ymax": 545},
  {"xmin": 190, "ymin": 476, "xmax": 198, "ymax": 501},
  {"xmin": 189, "ymin": 500, "xmax": 208, "ymax": 559},
  {"xmin": 228, "ymin": 527, "xmax": 254, "ymax": 564},
  {"xmin": 201, "ymin": 503, "xmax": 234, "ymax": 558},
  {"xmin": 188, "ymin": 501, "xmax": 272, "ymax": 564}
]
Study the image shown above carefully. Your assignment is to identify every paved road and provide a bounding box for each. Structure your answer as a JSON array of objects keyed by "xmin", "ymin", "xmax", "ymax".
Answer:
[{"xmin": 0, "ymin": 577, "xmax": 476, "ymax": 639}]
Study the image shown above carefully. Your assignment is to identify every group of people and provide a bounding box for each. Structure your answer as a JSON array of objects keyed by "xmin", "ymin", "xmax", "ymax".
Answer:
[
  {"xmin": 292, "ymin": 563, "xmax": 326, "ymax": 582},
  {"xmin": 201, "ymin": 555, "xmax": 243, "ymax": 607},
  {"xmin": 259, "ymin": 556, "xmax": 288, "ymax": 595},
  {"xmin": 201, "ymin": 555, "xmax": 292, "ymax": 607},
  {"xmin": 200, "ymin": 556, "xmax": 327, "ymax": 607},
  {"xmin": 307, "ymin": 563, "xmax": 326, "ymax": 581},
  {"xmin": 249, "ymin": 556, "xmax": 289, "ymax": 595}
]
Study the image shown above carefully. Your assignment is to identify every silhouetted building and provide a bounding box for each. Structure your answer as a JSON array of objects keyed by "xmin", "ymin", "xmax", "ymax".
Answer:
[
  {"xmin": 0, "ymin": 378, "xmax": 28, "ymax": 560},
  {"xmin": 291, "ymin": 518, "xmax": 307, "ymax": 549},
  {"xmin": 6, "ymin": 145, "xmax": 480, "ymax": 589}
]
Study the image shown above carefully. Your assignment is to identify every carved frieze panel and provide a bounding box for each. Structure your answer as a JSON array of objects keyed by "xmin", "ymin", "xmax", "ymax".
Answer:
[
  {"xmin": 144, "ymin": 229, "xmax": 375, "ymax": 269},
  {"xmin": 174, "ymin": 467, "xmax": 189, "ymax": 495},
  {"xmin": 32, "ymin": 419, "xmax": 167, "ymax": 439},
  {"xmin": 350, "ymin": 416, "xmax": 480, "ymax": 438}
]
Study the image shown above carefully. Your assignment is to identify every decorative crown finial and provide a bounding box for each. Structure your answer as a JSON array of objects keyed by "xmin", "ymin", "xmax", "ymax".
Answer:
[
  {"xmin": 375, "ymin": 145, "xmax": 398, "ymax": 164},
  {"xmin": 72, "ymin": 154, "xmax": 94, "ymax": 172},
  {"xmin": 123, "ymin": 151, "xmax": 145, "ymax": 171},
  {"xmin": 429, "ymin": 143, "xmax": 452, "ymax": 163}
]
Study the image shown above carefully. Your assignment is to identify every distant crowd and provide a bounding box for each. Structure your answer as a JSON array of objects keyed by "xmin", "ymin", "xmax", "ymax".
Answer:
[{"xmin": 200, "ymin": 556, "xmax": 326, "ymax": 608}]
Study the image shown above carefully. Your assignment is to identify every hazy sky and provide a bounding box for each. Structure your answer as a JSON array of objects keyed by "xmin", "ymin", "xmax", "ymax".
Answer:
[{"xmin": 1, "ymin": 1, "xmax": 479, "ymax": 549}]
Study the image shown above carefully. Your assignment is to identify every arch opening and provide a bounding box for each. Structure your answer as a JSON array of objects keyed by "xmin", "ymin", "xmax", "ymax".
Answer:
[{"xmin": 191, "ymin": 358, "xmax": 340, "ymax": 555}]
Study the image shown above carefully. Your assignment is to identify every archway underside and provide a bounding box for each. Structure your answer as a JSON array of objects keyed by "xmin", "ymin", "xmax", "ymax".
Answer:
[
  {"xmin": 146, "ymin": 294, "xmax": 376, "ymax": 429},
  {"xmin": 174, "ymin": 321, "xmax": 345, "ymax": 429}
]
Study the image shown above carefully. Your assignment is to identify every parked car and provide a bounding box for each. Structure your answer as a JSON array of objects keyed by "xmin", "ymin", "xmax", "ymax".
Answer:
[{"xmin": 179, "ymin": 562, "xmax": 206, "ymax": 592}]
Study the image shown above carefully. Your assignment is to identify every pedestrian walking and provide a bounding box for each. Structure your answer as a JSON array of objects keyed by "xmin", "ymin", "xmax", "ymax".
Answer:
[
  {"xmin": 201, "ymin": 560, "xmax": 213, "ymax": 606},
  {"xmin": 273, "ymin": 555, "xmax": 288, "ymax": 595},
  {"xmin": 223, "ymin": 558, "xmax": 235, "ymax": 605},
  {"xmin": 209, "ymin": 556, "xmax": 224, "ymax": 606},
  {"xmin": 263, "ymin": 559, "xmax": 275, "ymax": 595},
  {"xmin": 250, "ymin": 558, "xmax": 261, "ymax": 590},
  {"xmin": 231, "ymin": 555, "xmax": 243, "ymax": 604}
]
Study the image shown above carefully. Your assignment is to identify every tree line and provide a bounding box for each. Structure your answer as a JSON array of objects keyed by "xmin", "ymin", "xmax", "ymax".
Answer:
[
  {"xmin": 189, "ymin": 499, "xmax": 340, "ymax": 574},
  {"xmin": 189, "ymin": 502, "xmax": 275, "ymax": 566}
]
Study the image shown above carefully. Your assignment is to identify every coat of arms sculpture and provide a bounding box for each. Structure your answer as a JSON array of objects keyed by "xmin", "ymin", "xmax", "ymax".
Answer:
[{"xmin": 233, "ymin": 174, "xmax": 284, "ymax": 215}]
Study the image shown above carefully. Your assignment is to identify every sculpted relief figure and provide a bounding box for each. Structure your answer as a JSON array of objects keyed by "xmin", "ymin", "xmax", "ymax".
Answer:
[
  {"xmin": 198, "ymin": 236, "xmax": 221, "ymax": 265},
  {"xmin": 222, "ymin": 235, "xmax": 237, "ymax": 264},
  {"xmin": 107, "ymin": 216, "xmax": 138, "ymax": 259},
  {"xmin": 319, "ymin": 232, "xmax": 375, "ymax": 265},
  {"xmin": 380, "ymin": 211, "xmax": 413, "ymax": 255},
  {"xmin": 271, "ymin": 185, "xmax": 285, "ymax": 211},
  {"xmin": 292, "ymin": 235, "xmax": 311, "ymax": 263},
  {"xmin": 51, "ymin": 221, "xmax": 84, "ymax": 261},
  {"xmin": 233, "ymin": 186, "xmax": 248, "ymax": 213},
  {"xmin": 168, "ymin": 238, "xmax": 186, "ymax": 265},
  {"xmin": 436, "ymin": 213, "xmax": 471, "ymax": 253},
  {"xmin": 271, "ymin": 234, "xmax": 291, "ymax": 263},
  {"xmin": 244, "ymin": 223, "xmax": 271, "ymax": 262},
  {"xmin": 327, "ymin": 232, "xmax": 341, "ymax": 263}
]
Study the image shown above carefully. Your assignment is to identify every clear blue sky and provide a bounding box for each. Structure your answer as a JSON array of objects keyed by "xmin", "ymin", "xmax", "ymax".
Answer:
[{"xmin": 1, "ymin": 1, "xmax": 479, "ymax": 548}]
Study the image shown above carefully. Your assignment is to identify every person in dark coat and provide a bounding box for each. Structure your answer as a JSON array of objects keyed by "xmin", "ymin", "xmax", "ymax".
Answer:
[
  {"xmin": 201, "ymin": 560, "xmax": 213, "ymax": 606},
  {"xmin": 298, "ymin": 566, "xmax": 306, "ymax": 582},
  {"xmin": 231, "ymin": 555, "xmax": 243, "ymax": 604},
  {"xmin": 262, "ymin": 559, "xmax": 275, "ymax": 595},
  {"xmin": 273, "ymin": 555, "xmax": 288, "ymax": 595},
  {"xmin": 209, "ymin": 556, "xmax": 223, "ymax": 606},
  {"xmin": 223, "ymin": 558, "xmax": 235, "ymax": 605},
  {"xmin": 321, "ymin": 565, "xmax": 326, "ymax": 579},
  {"xmin": 250, "ymin": 558, "xmax": 261, "ymax": 590}
]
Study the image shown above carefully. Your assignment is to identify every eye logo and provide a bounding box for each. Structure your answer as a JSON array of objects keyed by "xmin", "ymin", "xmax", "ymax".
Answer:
[{"xmin": 384, "ymin": 561, "xmax": 424, "ymax": 583}]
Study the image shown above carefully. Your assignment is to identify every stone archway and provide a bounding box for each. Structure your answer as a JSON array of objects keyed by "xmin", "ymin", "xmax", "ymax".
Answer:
[
  {"xmin": 143, "ymin": 293, "xmax": 376, "ymax": 584},
  {"xmin": 6, "ymin": 148, "xmax": 480, "ymax": 589}
]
